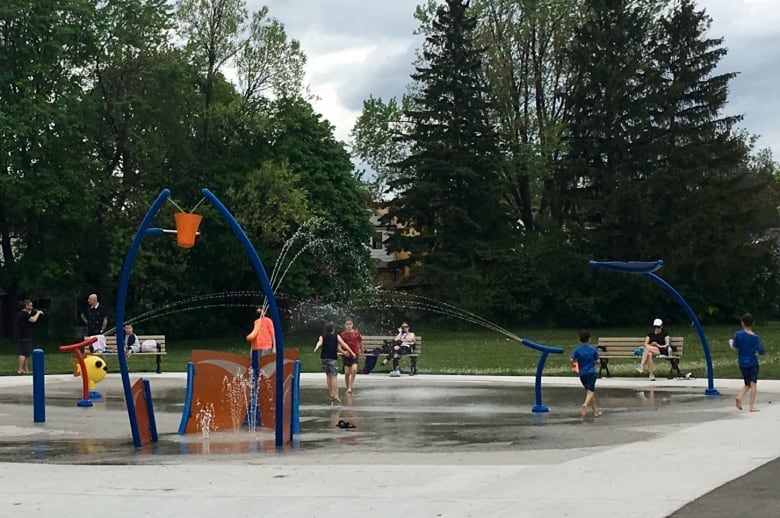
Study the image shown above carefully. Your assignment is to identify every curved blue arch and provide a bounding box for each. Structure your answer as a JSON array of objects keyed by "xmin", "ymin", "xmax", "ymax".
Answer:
[
  {"xmin": 520, "ymin": 339, "xmax": 564, "ymax": 413},
  {"xmin": 115, "ymin": 189, "xmax": 171, "ymax": 446},
  {"xmin": 116, "ymin": 188, "xmax": 288, "ymax": 448},
  {"xmin": 202, "ymin": 189, "xmax": 285, "ymax": 444},
  {"xmin": 589, "ymin": 260, "xmax": 719, "ymax": 395}
]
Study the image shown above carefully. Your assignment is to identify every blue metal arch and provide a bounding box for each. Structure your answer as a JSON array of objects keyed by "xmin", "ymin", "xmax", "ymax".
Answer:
[
  {"xmin": 589, "ymin": 260, "xmax": 719, "ymax": 395},
  {"xmin": 116, "ymin": 188, "xmax": 287, "ymax": 448}
]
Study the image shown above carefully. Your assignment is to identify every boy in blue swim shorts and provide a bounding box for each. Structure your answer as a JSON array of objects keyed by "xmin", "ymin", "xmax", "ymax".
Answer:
[
  {"xmin": 571, "ymin": 330, "xmax": 601, "ymax": 418},
  {"xmin": 729, "ymin": 313, "xmax": 765, "ymax": 412}
]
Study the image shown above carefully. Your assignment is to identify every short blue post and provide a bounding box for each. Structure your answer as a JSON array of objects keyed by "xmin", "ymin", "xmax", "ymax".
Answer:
[
  {"xmin": 291, "ymin": 360, "xmax": 301, "ymax": 438},
  {"xmin": 32, "ymin": 349, "xmax": 45, "ymax": 423}
]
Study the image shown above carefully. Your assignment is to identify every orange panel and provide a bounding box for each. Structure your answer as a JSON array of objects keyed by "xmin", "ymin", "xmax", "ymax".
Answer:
[{"xmin": 183, "ymin": 349, "xmax": 299, "ymax": 441}]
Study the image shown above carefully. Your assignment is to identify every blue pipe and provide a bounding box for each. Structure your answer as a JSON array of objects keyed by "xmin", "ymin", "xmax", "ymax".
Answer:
[
  {"xmin": 643, "ymin": 272, "xmax": 719, "ymax": 395},
  {"xmin": 520, "ymin": 339, "xmax": 564, "ymax": 413},
  {"xmin": 116, "ymin": 189, "xmax": 171, "ymax": 447},
  {"xmin": 589, "ymin": 260, "xmax": 719, "ymax": 395},
  {"xmin": 201, "ymin": 189, "xmax": 286, "ymax": 447}
]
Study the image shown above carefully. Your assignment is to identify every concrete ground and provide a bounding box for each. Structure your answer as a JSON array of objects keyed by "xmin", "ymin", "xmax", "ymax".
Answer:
[{"xmin": 0, "ymin": 372, "xmax": 777, "ymax": 517}]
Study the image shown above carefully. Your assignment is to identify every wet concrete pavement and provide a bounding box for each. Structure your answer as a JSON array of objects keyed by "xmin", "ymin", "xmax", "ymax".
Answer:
[{"xmin": 0, "ymin": 372, "xmax": 778, "ymax": 516}]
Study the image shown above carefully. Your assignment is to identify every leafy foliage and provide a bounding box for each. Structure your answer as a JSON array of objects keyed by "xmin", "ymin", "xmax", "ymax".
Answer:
[{"xmin": 0, "ymin": 1, "xmax": 373, "ymax": 339}]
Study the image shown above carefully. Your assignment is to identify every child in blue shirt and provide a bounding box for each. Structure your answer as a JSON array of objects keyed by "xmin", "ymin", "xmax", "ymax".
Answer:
[
  {"xmin": 729, "ymin": 313, "xmax": 765, "ymax": 412},
  {"xmin": 571, "ymin": 330, "xmax": 601, "ymax": 418}
]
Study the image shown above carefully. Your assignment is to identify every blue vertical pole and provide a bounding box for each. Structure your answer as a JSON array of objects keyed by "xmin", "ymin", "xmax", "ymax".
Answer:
[
  {"xmin": 291, "ymin": 360, "xmax": 301, "ymax": 438},
  {"xmin": 32, "ymin": 349, "xmax": 45, "ymax": 423},
  {"xmin": 250, "ymin": 349, "xmax": 259, "ymax": 430}
]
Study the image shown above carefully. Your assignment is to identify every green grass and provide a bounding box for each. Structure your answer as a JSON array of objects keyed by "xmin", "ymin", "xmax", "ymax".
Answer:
[{"xmin": 1, "ymin": 323, "xmax": 777, "ymax": 379}]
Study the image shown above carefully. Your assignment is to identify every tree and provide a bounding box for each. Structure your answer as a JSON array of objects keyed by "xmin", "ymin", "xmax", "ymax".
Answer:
[
  {"xmin": 385, "ymin": 0, "xmax": 511, "ymax": 304},
  {"xmin": 559, "ymin": 0, "xmax": 666, "ymax": 250},
  {"xmin": 0, "ymin": 0, "xmax": 97, "ymax": 321},
  {"xmin": 647, "ymin": 1, "xmax": 780, "ymax": 317},
  {"xmin": 350, "ymin": 95, "xmax": 412, "ymax": 200},
  {"xmin": 175, "ymin": 0, "xmax": 305, "ymax": 149},
  {"xmin": 473, "ymin": 0, "xmax": 583, "ymax": 232}
]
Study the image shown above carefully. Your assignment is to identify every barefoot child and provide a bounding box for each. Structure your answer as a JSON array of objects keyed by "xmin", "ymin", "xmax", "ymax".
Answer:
[
  {"xmin": 314, "ymin": 322, "xmax": 355, "ymax": 403},
  {"xmin": 571, "ymin": 330, "xmax": 601, "ymax": 418},
  {"xmin": 729, "ymin": 313, "xmax": 765, "ymax": 412}
]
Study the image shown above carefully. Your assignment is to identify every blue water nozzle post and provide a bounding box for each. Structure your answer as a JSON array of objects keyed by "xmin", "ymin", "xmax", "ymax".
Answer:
[
  {"xmin": 521, "ymin": 339, "xmax": 564, "ymax": 413},
  {"xmin": 588, "ymin": 260, "xmax": 719, "ymax": 396}
]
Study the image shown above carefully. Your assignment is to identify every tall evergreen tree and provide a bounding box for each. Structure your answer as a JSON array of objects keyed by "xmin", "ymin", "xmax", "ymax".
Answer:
[
  {"xmin": 647, "ymin": 0, "xmax": 780, "ymax": 316},
  {"xmin": 559, "ymin": 0, "xmax": 666, "ymax": 256},
  {"xmin": 385, "ymin": 0, "xmax": 511, "ymax": 304}
]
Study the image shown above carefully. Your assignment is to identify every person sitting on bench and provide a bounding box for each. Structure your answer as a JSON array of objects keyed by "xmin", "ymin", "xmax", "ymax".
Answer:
[
  {"xmin": 381, "ymin": 322, "xmax": 417, "ymax": 376},
  {"xmin": 636, "ymin": 318, "xmax": 670, "ymax": 381},
  {"xmin": 124, "ymin": 323, "xmax": 140, "ymax": 356}
]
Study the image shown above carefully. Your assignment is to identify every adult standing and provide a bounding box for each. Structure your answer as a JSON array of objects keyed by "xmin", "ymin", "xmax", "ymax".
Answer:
[
  {"xmin": 16, "ymin": 300, "xmax": 44, "ymax": 374},
  {"xmin": 81, "ymin": 293, "xmax": 108, "ymax": 353},
  {"xmin": 339, "ymin": 319, "xmax": 362, "ymax": 394},
  {"xmin": 636, "ymin": 317, "xmax": 670, "ymax": 381}
]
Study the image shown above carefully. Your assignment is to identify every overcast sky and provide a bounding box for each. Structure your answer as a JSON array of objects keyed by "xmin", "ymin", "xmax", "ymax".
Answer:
[{"xmin": 252, "ymin": 0, "xmax": 780, "ymax": 159}]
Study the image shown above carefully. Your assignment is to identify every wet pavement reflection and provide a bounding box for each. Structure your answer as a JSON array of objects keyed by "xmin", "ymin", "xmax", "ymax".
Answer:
[{"xmin": 0, "ymin": 376, "xmax": 735, "ymax": 464}]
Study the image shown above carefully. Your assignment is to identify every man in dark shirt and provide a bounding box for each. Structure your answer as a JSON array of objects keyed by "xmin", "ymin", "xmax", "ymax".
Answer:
[
  {"xmin": 81, "ymin": 293, "xmax": 108, "ymax": 336},
  {"xmin": 81, "ymin": 293, "xmax": 108, "ymax": 352},
  {"xmin": 17, "ymin": 299, "xmax": 44, "ymax": 374}
]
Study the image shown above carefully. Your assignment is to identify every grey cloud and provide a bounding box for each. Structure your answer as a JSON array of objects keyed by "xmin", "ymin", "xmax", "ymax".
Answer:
[
  {"xmin": 255, "ymin": 0, "xmax": 421, "ymax": 41},
  {"xmin": 337, "ymin": 48, "xmax": 418, "ymax": 112},
  {"xmin": 247, "ymin": 0, "xmax": 779, "ymax": 157}
]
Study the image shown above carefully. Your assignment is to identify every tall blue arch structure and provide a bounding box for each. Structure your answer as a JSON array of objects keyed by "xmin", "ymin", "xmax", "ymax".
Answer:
[
  {"xmin": 589, "ymin": 260, "xmax": 719, "ymax": 396},
  {"xmin": 115, "ymin": 188, "xmax": 287, "ymax": 447}
]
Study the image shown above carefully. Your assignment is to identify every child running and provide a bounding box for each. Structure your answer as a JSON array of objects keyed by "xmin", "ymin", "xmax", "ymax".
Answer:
[
  {"xmin": 571, "ymin": 330, "xmax": 601, "ymax": 418},
  {"xmin": 728, "ymin": 313, "xmax": 765, "ymax": 412},
  {"xmin": 314, "ymin": 322, "xmax": 355, "ymax": 404}
]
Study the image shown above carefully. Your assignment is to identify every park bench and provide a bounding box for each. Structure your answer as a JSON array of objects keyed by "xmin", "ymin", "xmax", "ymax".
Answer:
[
  {"xmin": 360, "ymin": 335, "xmax": 422, "ymax": 374},
  {"xmin": 596, "ymin": 336, "xmax": 684, "ymax": 379},
  {"xmin": 84, "ymin": 334, "xmax": 167, "ymax": 374}
]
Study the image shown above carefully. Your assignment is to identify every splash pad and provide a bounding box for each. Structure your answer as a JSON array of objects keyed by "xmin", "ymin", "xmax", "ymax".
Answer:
[{"xmin": 114, "ymin": 188, "xmax": 295, "ymax": 448}]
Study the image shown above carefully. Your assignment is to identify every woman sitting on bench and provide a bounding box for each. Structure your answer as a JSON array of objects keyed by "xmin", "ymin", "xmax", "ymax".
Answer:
[
  {"xmin": 381, "ymin": 322, "xmax": 417, "ymax": 376},
  {"xmin": 636, "ymin": 318, "xmax": 670, "ymax": 381}
]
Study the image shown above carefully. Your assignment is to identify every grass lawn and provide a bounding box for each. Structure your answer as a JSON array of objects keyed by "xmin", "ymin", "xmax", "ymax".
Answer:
[{"xmin": 1, "ymin": 322, "xmax": 777, "ymax": 379}]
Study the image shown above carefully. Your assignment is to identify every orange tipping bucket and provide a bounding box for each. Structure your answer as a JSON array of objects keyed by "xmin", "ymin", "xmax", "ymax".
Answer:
[{"xmin": 174, "ymin": 212, "xmax": 203, "ymax": 248}]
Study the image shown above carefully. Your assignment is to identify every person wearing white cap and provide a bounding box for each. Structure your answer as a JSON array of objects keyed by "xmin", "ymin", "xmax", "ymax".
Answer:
[{"xmin": 635, "ymin": 318, "xmax": 670, "ymax": 380}]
